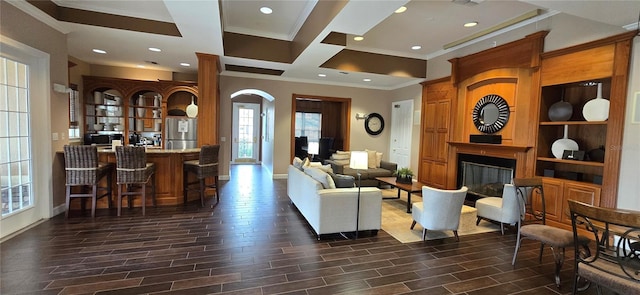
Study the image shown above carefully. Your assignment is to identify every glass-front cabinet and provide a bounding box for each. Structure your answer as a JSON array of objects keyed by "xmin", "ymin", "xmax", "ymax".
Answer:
[{"xmin": 85, "ymin": 90, "xmax": 124, "ymax": 134}]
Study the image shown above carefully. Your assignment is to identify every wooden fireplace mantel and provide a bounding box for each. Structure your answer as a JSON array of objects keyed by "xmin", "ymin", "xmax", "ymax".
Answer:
[
  {"xmin": 448, "ymin": 141, "xmax": 534, "ymax": 182},
  {"xmin": 448, "ymin": 142, "xmax": 532, "ymax": 158}
]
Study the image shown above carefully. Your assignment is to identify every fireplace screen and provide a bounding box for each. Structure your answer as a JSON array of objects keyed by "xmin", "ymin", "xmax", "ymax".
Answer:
[{"xmin": 461, "ymin": 161, "xmax": 513, "ymax": 198}]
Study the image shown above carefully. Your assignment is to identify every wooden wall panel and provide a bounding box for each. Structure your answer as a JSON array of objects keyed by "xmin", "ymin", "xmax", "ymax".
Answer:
[{"xmin": 541, "ymin": 45, "xmax": 614, "ymax": 86}]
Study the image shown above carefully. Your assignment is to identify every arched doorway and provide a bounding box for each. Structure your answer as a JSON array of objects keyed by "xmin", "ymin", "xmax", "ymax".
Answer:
[{"xmin": 230, "ymin": 89, "xmax": 275, "ymax": 165}]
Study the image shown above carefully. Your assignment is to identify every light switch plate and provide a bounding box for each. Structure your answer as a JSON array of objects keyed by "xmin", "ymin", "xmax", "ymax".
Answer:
[{"xmin": 52, "ymin": 132, "xmax": 58, "ymax": 141}]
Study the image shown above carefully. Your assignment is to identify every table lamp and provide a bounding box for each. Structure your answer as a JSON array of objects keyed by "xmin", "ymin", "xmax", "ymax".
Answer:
[{"xmin": 349, "ymin": 151, "xmax": 368, "ymax": 239}]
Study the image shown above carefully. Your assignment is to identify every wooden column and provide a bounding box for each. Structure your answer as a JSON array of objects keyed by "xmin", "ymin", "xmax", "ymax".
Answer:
[{"xmin": 196, "ymin": 53, "xmax": 220, "ymax": 146}]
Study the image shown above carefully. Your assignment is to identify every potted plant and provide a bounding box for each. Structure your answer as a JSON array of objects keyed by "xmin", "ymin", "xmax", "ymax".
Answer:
[{"xmin": 394, "ymin": 167, "xmax": 414, "ymax": 184}]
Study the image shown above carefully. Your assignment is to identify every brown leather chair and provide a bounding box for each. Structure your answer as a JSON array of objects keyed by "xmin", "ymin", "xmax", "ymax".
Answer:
[
  {"xmin": 183, "ymin": 145, "xmax": 220, "ymax": 207},
  {"xmin": 114, "ymin": 146, "xmax": 156, "ymax": 216},
  {"xmin": 63, "ymin": 145, "xmax": 113, "ymax": 218}
]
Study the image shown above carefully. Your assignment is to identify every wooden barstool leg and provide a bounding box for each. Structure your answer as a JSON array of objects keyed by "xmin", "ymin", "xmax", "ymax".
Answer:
[
  {"xmin": 183, "ymin": 168, "xmax": 189, "ymax": 205},
  {"xmin": 199, "ymin": 178, "xmax": 205, "ymax": 207},
  {"xmin": 106, "ymin": 171, "xmax": 113, "ymax": 209},
  {"xmin": 117, "ymin": 184, "xmax": 123, "ymax": 217},
  {"xmin": 91, "ymin": 185, "xmax": 98, "ymax": 218},
  {"xmin": 152, "ymin": 173, "xmax": 157, "ymax": 207},
  {"xmin": 215, "ymin": 176, "xmax": 219, "ymax": 203},
  {"xmin": 141, "ymin": 185, "xmax": 146, "ymax": 216},
  {"xmin": 65, "ymin": 185, "xmax": 71, "ymax": 218}
]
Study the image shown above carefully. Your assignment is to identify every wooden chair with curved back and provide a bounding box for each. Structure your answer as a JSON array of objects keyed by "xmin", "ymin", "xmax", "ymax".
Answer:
[
  {"xmin": 511, "ymin": 177, "xmax": 589, "ymax": 288},
  {"xmin": 568, "ymin": 200, "xmax": 640, "ymax": 295}
]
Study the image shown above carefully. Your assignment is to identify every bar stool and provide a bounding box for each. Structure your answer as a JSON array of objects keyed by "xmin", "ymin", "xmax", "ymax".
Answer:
[
  {"xmin": 183, "ymin": 145, "xmax": 220, "ymax": 207},
  {"xmin": 114, "ymin": 146, "xmax": 156, "ymax": 216},
  {"xmin": 63, "ymin": 145, "xmax": 114, "ymax": 218}
]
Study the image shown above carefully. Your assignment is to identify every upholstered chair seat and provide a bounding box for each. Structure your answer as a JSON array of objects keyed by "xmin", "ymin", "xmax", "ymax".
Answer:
[{"xmin": 475, "ymin": 184, "xmax": 518, "ymax": 234}]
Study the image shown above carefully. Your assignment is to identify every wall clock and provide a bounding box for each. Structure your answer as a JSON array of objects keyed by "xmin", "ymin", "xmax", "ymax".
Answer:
[{"xmin": 365, "ymin": 113, "xmax": 384, "ymax": 135}]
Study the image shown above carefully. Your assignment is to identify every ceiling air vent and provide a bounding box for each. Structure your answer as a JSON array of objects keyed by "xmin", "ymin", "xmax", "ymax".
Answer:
[{"xmin": 452, "ymin": 0, "xmax": 484, "ymax": 6}]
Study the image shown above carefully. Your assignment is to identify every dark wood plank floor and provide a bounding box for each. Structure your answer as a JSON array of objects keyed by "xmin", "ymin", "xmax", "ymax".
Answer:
[{"xmin": 1, "ymin": 165, "xmax": 607, "ymax": 295}]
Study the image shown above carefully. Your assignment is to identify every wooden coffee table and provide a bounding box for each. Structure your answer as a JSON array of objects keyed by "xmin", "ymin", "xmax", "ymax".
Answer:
[{"xmin": 376, "ymin": 177, "xmax": 424, "ymax": 213}]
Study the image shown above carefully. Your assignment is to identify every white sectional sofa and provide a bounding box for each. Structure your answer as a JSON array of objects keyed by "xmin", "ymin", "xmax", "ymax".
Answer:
[{"xmin": 287, "ymin": 165, "xmax": 382, "ymax": 238}]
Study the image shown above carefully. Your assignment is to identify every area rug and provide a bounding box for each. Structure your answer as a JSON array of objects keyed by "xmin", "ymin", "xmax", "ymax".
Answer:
[{"xmin": 380, "ymin": 188, "xmax": 500, "ymax": 243}]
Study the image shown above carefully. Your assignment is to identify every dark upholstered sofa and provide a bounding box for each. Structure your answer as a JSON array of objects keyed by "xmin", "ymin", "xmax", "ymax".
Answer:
[{"xmin": 326, "ymin": 160, "xmax": 397, "ymax": 187}]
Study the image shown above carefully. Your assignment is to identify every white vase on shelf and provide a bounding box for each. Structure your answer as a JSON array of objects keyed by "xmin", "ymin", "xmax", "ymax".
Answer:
[
  {"xmin": 136, "ymin": 95, "xmax": 146, "ymax": 118},
  {"xmin": 93, "ymin": 91, "xmax": 102, "ymax": 105},
  {"xmin": 154, "ymin": 95, "xmax": 161, "ymax": 108},
  {"xmin": 136, "ymin": 119, "xmax": 145, "ymax": 131},
  {"xmin": 582, "ymin": 83, "xmax": 609, "ymax": 121}
]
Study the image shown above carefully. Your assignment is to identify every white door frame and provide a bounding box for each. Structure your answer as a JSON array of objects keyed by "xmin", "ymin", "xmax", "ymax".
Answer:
[
  {"xmin": 231, "ymin": 102, "xmax": 261, "ymax": 163},
  {"xmin": 1, "ymin": 36, "xmax": 53, "ymax": 240},
  {"xmin": 389, "ymin": 99, "xmax": 413, "ymax": 171}
]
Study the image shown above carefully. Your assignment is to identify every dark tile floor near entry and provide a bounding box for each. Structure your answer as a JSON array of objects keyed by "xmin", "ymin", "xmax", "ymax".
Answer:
[{"xmin": 1, "ymin": 165, "xmax": 607, "ymax": 294}]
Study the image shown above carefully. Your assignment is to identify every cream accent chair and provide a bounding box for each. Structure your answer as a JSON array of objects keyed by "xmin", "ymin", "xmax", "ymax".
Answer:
[
  {"xmin": 410, "ymin": 186, "xmax": 468, "ymax": 241},
  {"xmin": 475, "ymin": 183, "xmax": 518, "ymax": 235}
]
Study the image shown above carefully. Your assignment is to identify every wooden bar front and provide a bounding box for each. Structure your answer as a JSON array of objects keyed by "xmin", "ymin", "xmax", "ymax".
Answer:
[{"xmin": 97, "ymin": 148, "xmax": 200, "ymax": 207}]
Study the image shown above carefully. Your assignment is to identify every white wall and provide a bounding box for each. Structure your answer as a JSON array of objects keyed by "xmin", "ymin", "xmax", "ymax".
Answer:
[
  {"xmin": 617, "ymin": 36, "xmax": 640, "ymax": 211},
  {"xmin": 219, "ymin": 75, "xmax": 399, "ymax": 177}
]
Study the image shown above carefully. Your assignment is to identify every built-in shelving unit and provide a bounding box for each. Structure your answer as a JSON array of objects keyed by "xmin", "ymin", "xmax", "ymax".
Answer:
[
  {"xmin": 534, "ymin": 31, "xmax": 634, "ymax": 226},
  {"xmin": 83, "ymin": 76, "xmax": 198, "ymax": 146}
]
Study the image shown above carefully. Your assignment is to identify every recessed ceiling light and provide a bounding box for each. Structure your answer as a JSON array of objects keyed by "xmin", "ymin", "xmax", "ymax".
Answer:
[
  {"xmin": 136, "ymin": 65, "xmax": 146, "ymax": 68},
  {"xmin": 464, "ymin": 21, "xmax": 478, "ymax": 27},
  {"xmin": 92, "ymin": 49, "xmax": 106, "ymax": 54},
  {"xmin": 180, "ymin": 62, "xmax": 190, "ymax": 67},
  {"xmin": 148, "ymin": 47, "xmax": 161, "ymax": 52},
  {"xmin": 318, "ymin": 74, "xmax": 327, "ymax": 77},
  {"xmin": 353, "ymin": 36, "xmax": 364, "ymax": 41},
  {"xmin": 363, "ymin": 78, "xmax": 372, "ymax": 82},
  {"xmin": 260, "ymin": 7, "xmax": 273, "ymax": 14},
  {"xmin": 395, "ymin": 6, "xmax": 407, "ymax": 13},
  {"xmin": 411, "ymin": 45, "xmax": 422, "ymax": 50}
]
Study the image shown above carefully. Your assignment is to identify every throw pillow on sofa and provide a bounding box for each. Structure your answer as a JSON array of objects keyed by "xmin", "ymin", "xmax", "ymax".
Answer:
[
  {"xmin": 303, "ymin": 166, "xmax": 336, "ymax": 189},
  {"xmin": 365, "ymin": 149, "xmax": 377, "ymax": 168},
  {"xmin": 329, "ymin": 172, "xmax": 355, "ymax": 188},
  {"xmin": 292, "ymin": 157, "xmax": 305, "ymax": 170},
  {"xmin": 330, "ymin": 151, "xmax": 350, "ymax": 166}
]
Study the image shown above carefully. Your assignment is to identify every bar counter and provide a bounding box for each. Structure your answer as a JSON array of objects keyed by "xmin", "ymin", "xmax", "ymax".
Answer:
[{"xmin": 97, "ymin": 147, "xmax": 201, "ymax": 207}]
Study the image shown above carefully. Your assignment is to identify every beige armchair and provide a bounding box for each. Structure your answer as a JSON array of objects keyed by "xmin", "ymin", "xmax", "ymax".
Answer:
[
  {"xmin": 475, "ymin": 183, "xmax": 519, "ymax": 235},
  {"xmin": 410, "ymin": 186, "xmax": 468, "ymax": 241}
]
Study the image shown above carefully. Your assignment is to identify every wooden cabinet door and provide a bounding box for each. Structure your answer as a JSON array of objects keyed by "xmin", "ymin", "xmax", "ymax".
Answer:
[
  {"xmin": 421, "ymin": 161, "xmax": 447, "ymax": 189},
  {"xmin": 423, "ymin": 102, "xmax": 437, "ymax": 160},
  {"xmin": 560, "ymin": 182, "xmax": 601, "ymax": 224},
  {"xmin": 429, "ymin": 161, "xmax": 448, "ymax": 189},
  {"xmin": 542, "ymin": 178, "xmax": 564, "ymax": 222},
  {"xmin": 419, "ymin": 160, "xmax": 431, "ymax": 184}
]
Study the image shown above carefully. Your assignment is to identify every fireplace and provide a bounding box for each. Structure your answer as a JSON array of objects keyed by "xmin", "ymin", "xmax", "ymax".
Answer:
[{"xmin": 457, "ymin": 154, "xmax": 516, "ymax": 199}]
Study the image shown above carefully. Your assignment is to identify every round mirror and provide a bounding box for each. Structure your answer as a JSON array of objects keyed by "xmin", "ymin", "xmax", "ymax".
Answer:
[
  {"xmin": 479, "ymin": 103, "xmax": 499, "ymax": 125},
  {"xmin": 472, "ymin": 94, "xmax": 509, "ymax": 134}
]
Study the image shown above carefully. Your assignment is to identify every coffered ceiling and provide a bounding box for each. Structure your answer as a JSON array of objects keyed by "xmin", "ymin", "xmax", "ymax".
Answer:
[{"xmin": 9, "ymin": 0, "xmax": 640, "ymax": 89}]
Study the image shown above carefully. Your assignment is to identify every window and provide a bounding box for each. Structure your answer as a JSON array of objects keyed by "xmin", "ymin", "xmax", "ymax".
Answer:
[
  {"xmin": 295, "ymin": 112, "xmax": 321, "ymax": 154},
  {"xmin": 0, "ymin": 56, "xmax": 33, "ymax": 216},
  {"xmin": 68, "ymin": 85, "xmax": 80, "ymax": 139}
]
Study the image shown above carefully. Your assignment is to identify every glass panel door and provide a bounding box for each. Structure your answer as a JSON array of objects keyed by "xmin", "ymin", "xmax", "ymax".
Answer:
[{"xmin": 0, "ymin": 57, "xmax": 32, "ymax": 216}]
